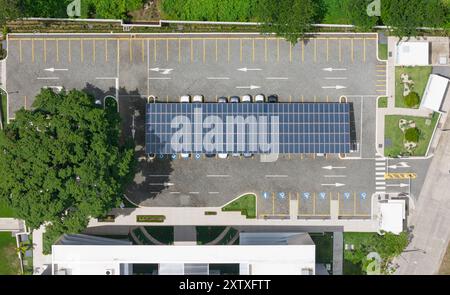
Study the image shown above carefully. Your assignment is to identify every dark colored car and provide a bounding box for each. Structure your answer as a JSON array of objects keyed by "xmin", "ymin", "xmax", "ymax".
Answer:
[
  {"xmin": 267, "ymin": 94, "xmax": 278, "ymax": 103},
  {"xmin": 230, "ymin": 96, "xmax": 240, "ymax": 103}
]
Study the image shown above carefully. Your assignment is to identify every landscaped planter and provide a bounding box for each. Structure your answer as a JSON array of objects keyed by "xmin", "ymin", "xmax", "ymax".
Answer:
[{"xmin": 136, "ymin": 215, "xmax": 166, "ymax": 223}]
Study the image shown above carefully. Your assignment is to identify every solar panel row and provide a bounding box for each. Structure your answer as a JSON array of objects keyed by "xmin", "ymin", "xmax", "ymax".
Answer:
[{"xmin": 146, "ymin": 103, "xmax": 351, "ymax": 154}]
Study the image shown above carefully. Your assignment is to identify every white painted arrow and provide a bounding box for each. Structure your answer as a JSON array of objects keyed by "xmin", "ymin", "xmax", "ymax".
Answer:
[
  {"xmin": 321, "ymin": 183, "xmax": 345, "ymax": 187},
  {"xmin": 322, "ymin": 166, "xmax": 346, "ymax": 170},
  {"xmin": 238, "ymin": 67, "xmax": 262, "ymax": 72},
  {"xmin": 321, "ymin": 85, "xmax": 347, "ymax": 90},
  {"xmin": 386, "ymin": 183, "xmax": 409, "ymax": 188},
  {"xmin": 388, "ymin": 162, "xmax": 410, "ymax": 169},
  {"xmin": 236, "ymin": 85, "xmax": 260, "ymax": 90},
  {"xmin": 150, "ymin": 68, "xmax": 173, "ymax": 75},
  {"xmin": 44, "ymin": 67, "xmax": 68, "ymax": 72},
  {"xmin": 323, "ymin": 67, "xmax": 347, "ymax": 72},
  {"xmin": 164, "ymin": 182, "xmax": 175, "ymax": 186}
]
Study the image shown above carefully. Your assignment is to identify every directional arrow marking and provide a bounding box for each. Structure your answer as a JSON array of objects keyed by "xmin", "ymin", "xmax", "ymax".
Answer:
[
  {"xmin": 323, "ymin": 68, "xmax": 347, "ymax": 72},
  {"xmin": 321, "ymin": 183, "xmax": 345, "ymax": 187},
  {"xmin": 236, "ymin": 85, "xmax": 260, "ymax": 90},
  {"xmin": 150, "ymin": 68, "xmax": 173, "ymax": 75},
  {"xmin": 386, "ymin": 183, "xmax": 409, "ymax": 188},
  {"xmin": 388, "ymin": 162, "xmax": 410, "ymax": 169},
  {"xmin": 321, "ymin": 85, "xmax": 347, "ymax": 90},
  {"xmin": 44, "ymin": 68, "xmax": 68, "ymax": 72},
  {"xmin": 322, "ymin": 166, "xmax": 346, "ymax": 170},
  {"xmin": 238, "ymin": 68, "xmax": 262, "ymax": 72}
]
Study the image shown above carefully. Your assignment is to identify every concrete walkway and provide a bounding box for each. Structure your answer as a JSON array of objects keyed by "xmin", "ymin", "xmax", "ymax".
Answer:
[
  {"xmin": 0, "ymin": 218, "xmax": 24, "ymax": 232},
  {"xmin": 32, "ymin": 225, "xmax": 51, "ymax": 275}
]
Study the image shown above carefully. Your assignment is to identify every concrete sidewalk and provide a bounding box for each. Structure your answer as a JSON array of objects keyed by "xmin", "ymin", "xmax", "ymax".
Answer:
[{"xmin": 0, "ymin": 218, "xmax": 25, "ymax": 232}]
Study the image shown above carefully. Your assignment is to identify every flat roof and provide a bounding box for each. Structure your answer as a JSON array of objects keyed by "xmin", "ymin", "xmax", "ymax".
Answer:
[
  {"xmin": 421, "ymin": 74, "xmax": 449, "ymax": 112},
  {"xmin": 380, "ymin": 200, "xmax": 405, "ymax": 235},
  {"xmin": 146, "ymin": 103, "xmax": 351, "ymax": 154},
  {"xmin": 396, "ymin": 42, "xmax": 429, "ymax": 66},
  {"xmin": 52, "ymin": 244, "xmax": 316, "ymax": 275}
]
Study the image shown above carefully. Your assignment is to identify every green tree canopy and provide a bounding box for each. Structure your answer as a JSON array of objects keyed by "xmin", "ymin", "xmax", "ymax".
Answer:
[
  {"xmin": 405, "ymin": 127, "xmax": 420, "ymax": 143},
  {"xmin": 0, "ymin": 89, "xmax": 134, "ymax": 233},
  {"xmin": 404, "ymin": 91, "xmax": 420, "ymax": 108},
  {"xmin": 344, "ymin": 0, "xmax": 379, "ymax": 31},
  {"xmin": 256, "ymin": 0, "xmax": 321, "ymax": 45},
  {"xmin": 0, "ymin": 0, "xmax": 20, "ymax": 25}
]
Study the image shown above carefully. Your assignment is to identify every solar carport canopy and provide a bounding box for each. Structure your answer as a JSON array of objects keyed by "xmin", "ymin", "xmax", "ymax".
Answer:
[{"xmin": 146, "ymin": 102, "xmax": 351, "ymax": 154}]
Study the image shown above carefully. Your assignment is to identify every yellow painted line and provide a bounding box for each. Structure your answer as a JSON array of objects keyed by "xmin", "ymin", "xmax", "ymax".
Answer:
[
  {"xmin": 301, "ymin": 95, "xmax": 304, "ymax": 102},
  {"xmin": 289, "ymin": 95, "xmax": 292, "ymax": 103},
  {"xmin": 31, "ymin": 39, "xmax": 34, "ymax": 63},
  {"xmin": 377, "ymin": 79, "xmax": 386, "ymax": 82},
  {"xmin": 154, "ymin": 39, "xmax": 157, "ymax": 62},
  {"xmin": 326, "ymin": 95, "xmax": 329, "ymax": 102},
  {"xmin": 377, "ymin": 69, "xmax": 385, "ymax": 72},
  {"xmin": 24, "ymin": 96, "xmax": 27, "ymax": 109},
  {"xmin": 314, "ymin": 39, "xmax": 317, "ymax": 63},
  {"xmin": 166, "ymin": 95, "xmax": 169, "ymax": 103},
  {"xmin": 203, "ymin": 39, "xmax": 206, "ymax": 63},
  {"xmin": 166, "ymin": 39, "xmax": 169, "ymax": 62},
  {"xmin": 376, "ymin": 64, "xmax": 386, "ymax": 67},
  {"xmin": 81, "ymin": 39, "xmax": 84, "ymax": 62},
  {"xmin": 105, "ymin": 39, "xmax": 108, "ymax": 62},
  {"xmin": 277, "ymin": 38, "xmax": 280, "ymax": 62},
  {"xmin": 339, "ymin": 39, "xmax": 342, "ymax": 63},
  {"xmin": 141, "ymin": 39, "xmax": 145, "ymax": 62},
  {"xmin": 93, "ymin": 39, "xmax": 96, "ymax": 63},
  {"xmin": 19, "ymin": 40, "xmax": 22, "ymax": 63},
  {"xmin": 301, "ymin": 40, "xmax": 304, "ymax": 63},
  {"xmin": 56, "ymin": 40, "xmax": 59, "ymax": 63},
  {"xmin": 129, "ymin": 39, "xmax": 133, "ymax": 62},
  {"xmin": 68, "ymin": 39, "xmax": 71, "ymax": 63},
  {"xmin": 240, "ymin": 39, "xmax": 243, "ymax": 63},
  {"xmin": 376, "ymin": 84, "xmax": 386, "ymax": 87},
  {"xmin": 43, "ymin": 39, "xmax": 47, "ymax": 63},
  {"xmin": 376, "ymin": 74, "xmax": 386, "ymax": 77}
]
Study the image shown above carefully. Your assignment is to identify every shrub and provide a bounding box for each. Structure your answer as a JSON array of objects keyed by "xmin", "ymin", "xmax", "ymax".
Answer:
[
  {"xmin": 405, "ymin": 127, "xmax": 420, "ymax": 143},
  {"xmin": 136, "ymin": 215, "xmax": 166, "ymax": 222},
  {"xmin": 404, "ymin": 91, "xmax": 420, "ymax": 108}
]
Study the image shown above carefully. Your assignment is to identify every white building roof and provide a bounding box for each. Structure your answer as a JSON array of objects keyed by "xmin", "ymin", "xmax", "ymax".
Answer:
[
  {"xmin": 379, "ymin": 200, "xmax": 405, "ymax": 235},
  {"xmin": 396, "ymin": 42, "xmax": 429, "ymax": 66},
  {"xmin": 52, "ymin": 244, "xmax": 315, "ymax": 275},
  {"xmin": 420, "ymin": 74, "xmax": 449, "ymax": 112}
]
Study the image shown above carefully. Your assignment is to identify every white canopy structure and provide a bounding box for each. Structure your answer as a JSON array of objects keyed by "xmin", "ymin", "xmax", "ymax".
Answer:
[
  {"xmin": 420, "ymin": 74, "xmax": 450, "ymax": 112},
  {"xmin": 396, "ymin": 42, "xmax": 429, "ymax": 66},
  {"xmin": 379, "ymin": 200, "xmax": 406, "ymax": 235}
]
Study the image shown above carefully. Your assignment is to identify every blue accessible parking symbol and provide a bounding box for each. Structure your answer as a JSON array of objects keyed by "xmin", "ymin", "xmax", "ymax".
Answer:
[
  {"xmin": 158, "ymin": 154, "xmax": 165, "ymax": 159},
  {"xmin": 303, "ymin": 192, "xmax": 310, "ymax": 199},
  {"xmin": 278, "ymin": 192, "xmax": 286, "ymax": 199},
  {"xmin": 262, "ymin": 192, "xmax": 270, "ymax": 199},
  {"xmin": 360, "ymin": 192, "xmax": 367, "ymax": 200},
  {"xmin": 195, "ymin": 153, "xmax": 201, "ymax": 160},
  {"xmin": 171, "ymin": 154, "xmax": 177, "ymax": 160},
  {"xmin": 319, "ymin": 192, "xmax": 326, "ymax": 200},
  {"xmin": 344, "ymin": 192, "xmax": 351, "ymax": 200}
]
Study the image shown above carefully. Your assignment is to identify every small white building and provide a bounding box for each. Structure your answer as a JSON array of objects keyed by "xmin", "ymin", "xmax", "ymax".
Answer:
[
  {"xmin": 379, "ymin": 200, "xmax": 406, "ymax": 235},
  {"xmin": 51, "ymin": 232, "xmax": 316, "ymax": 275},
  {"xmin": 396, "ymin": 42, "xmax": 430, "ymax": 66},
  {"xmin": 420, "ymin": 74, "xmax": 450, "ymax": 112}
]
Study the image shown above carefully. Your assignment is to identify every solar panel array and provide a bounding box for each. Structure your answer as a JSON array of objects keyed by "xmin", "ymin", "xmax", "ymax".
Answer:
[{"xmin": 146, "ymin": 103, "xmax": 351, "ymax": 154}]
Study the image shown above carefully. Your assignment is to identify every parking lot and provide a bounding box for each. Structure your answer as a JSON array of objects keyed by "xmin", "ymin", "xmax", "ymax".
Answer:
[{"xmin": 3, "ymin": 33, "xmax": 400, "ymax": 219}]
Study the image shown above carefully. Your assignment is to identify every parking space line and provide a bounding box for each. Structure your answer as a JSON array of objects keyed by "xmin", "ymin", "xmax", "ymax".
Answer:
[
  {"xmin": 24, "ymin": 96, "xmax": 27, "ymax": 109},
  {"xmin": 105, "ymin": 39, "xmax": 108, "ymax": 62},
  {"xmin": 141, "ymin": 39, "xmax": 145, "ymax": 62},
  {"xmin": 32, "ymin": 39, "xmax": 34, "ymax": 63},
  {"xmin": 19, "ymin": 40, "xmax": 22, "ymax": 63},
  {"xmin": 43, "ymin": 39, "xmax": 47, "ymax": 63},
  {"xmin": 129, "ymin": 39, "xmax": 133, "ymax": 62},
  {"xmin": 154, "ymin": 39, "xmax": 157, "ymax": 62}
]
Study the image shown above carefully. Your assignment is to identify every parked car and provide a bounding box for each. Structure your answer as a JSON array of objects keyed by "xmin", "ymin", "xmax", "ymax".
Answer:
[
  {"xmin": 267, "ymin": 94, "xmax": 278, "ymax": 103},
  {"xmin": 254, "ymin": 94, "xmax": 265, "ymax": 102},
  {"xmin": 218, "ymin": 152, "xmax": 228, "ymax": 159},
  {"xmin": 243, "ymin": 152, "xmax": 253, "ymax": 158},
  {"xmin": 180, "ymin": 95, "xmax": 190, "ymax": 103},
  {"xmin": 241, "ymin": 94, "xmax": 252, "ymax": 102},
  {"xmin": 205, "ymin": 153, "xmax": 216, "ymax": 158},
  {"xmin": 181, "ymin": 152, "xmax": 190, "ymax": 159},
  {"xmin": 192, "ymin": 95, "xmax": 204, "ymax": 103},
  {"xmin": 217, "ymin": 96, "xmax": 228, "ymax": 103},
  {"xmin": 230, "ymin": 96, "xmax": 240, "ymax": 103}
]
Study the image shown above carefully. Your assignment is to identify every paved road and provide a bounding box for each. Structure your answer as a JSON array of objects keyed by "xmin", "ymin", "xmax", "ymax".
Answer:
[{"xmin": 393, "ymin": 130, "xmax": 450, "ymax": 275}]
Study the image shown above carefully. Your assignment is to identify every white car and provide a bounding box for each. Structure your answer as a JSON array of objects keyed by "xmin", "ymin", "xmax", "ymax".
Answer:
[
  {"xmin": 218, "ymin": 152, "xmax": 228, "ymax": 159},
  {"xmin": 192, "ymin": 95, "xmax": 204, "ymax": 103},
  {"xmin": 241, "ymin": 95, "xmax": 252, "ymax": 103},
  {"xmin": 180, "ymin": 95, "xmax": 190, "ymax": 103},
  {"xmin": 181, "ymin": 153, "xmax": 190, "ymax": 159},
  {"xmin": 254, "ymin": 94, "xmax": 265, "ymax": 102}
]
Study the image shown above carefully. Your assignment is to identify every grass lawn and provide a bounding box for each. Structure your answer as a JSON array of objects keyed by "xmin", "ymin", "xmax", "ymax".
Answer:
[
  {"xmin": 384, "ymin": 113, "xmax": 439, "ymax": 157},
  {"xmin": 221, "ymin": 194, "xmax": 256, "ymax": 219},
  {"xmin": 0, "ymin": 199, "xmax": 16, "ymax": 218},
  {"xmin": 395, "ymin": 66, "xmax": 432, "ymax": 108},
  {"xmin": 0, "ymin": 232, "xmax": 21, "ymax": 275},
  {"xmin": 322, "ymin": 0, "xmax": 350, "ymax": 24},
  {"xmin": 378, "ymin": 44, "xmax": 388, "ymax": 61},
  {"xmin": 439, "ymin": 243, "xmax": 450, "ymax": 274},
  {"xmin": 378, "ymin": 96, "xmax": 388, "ymax": 108},
  {"xmin": 144, "ymin": 226, "xmax": 174, "ymax": 244},
  {"xmin": 310, "ymin": 233, "xmax": 333, "ymax": 265}
]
